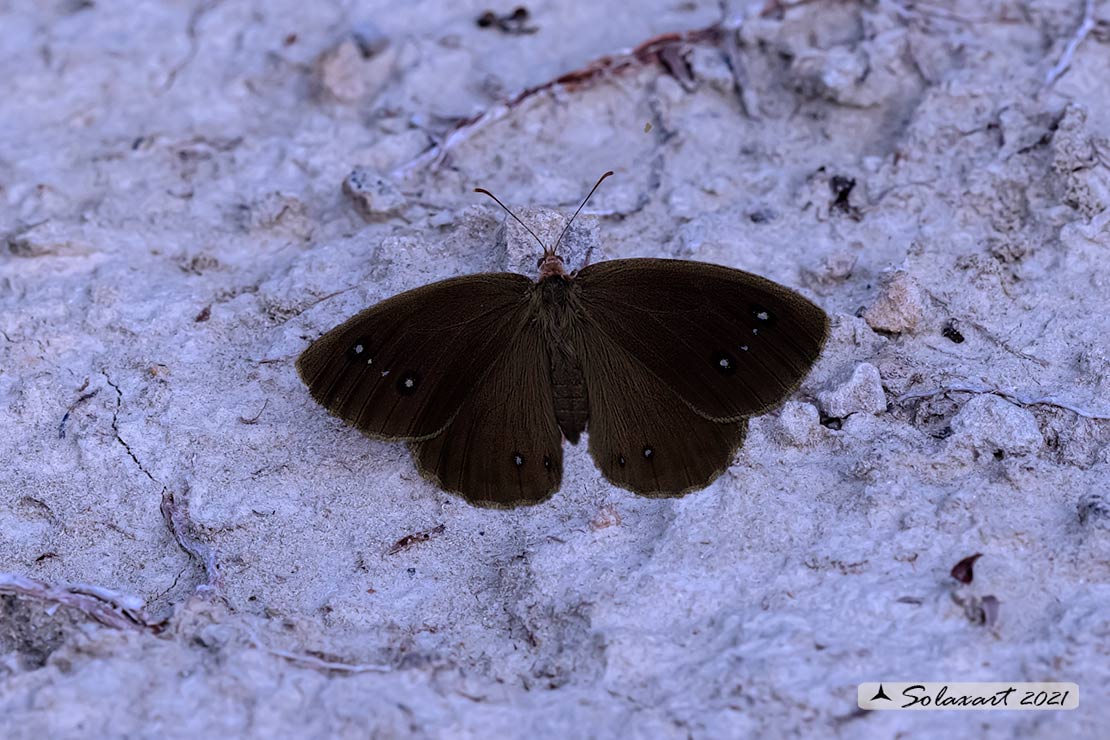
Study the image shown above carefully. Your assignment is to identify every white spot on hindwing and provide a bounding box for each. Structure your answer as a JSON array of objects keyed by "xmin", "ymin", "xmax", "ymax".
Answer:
[
  {"xmin": 396, "ymin": 370, "xmax": 420, "ymax": 395},
  {"xmin": 756, "ymin": 311, "xmax": 769, "ymax": 321}
]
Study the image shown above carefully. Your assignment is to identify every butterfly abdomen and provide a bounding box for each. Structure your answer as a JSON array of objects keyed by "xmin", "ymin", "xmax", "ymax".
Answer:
[{"xmin": 550, "ymin": 348, "xmax": 588, "ymax": 444}]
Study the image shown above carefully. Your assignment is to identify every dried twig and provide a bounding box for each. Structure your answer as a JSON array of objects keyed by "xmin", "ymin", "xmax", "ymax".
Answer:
[
  {"xmin": 161, "ymin": 0, "xmax": 222, "ymax": 92},
  {"xmin": 160, "ymin": 489, "xmax": 223, "ymax": 595},
  {"xmin": 387, "ymin": 523, "xmax": 446, "ymax": 555},
  {"xmin": 239, "ymin": 399, "xmax": 269, "ymax": 424},
  {"xmin": 0, "ymin": 572, "xmax": 159, "ymax": 631},
  {"xmin": 242, "ymin": 627, "xmax": 391, "ymax": 674},
  {"xmin": 1045, "ymin": 0, "xmax": 1097, "ymax": 85},
  {"xmin": 897, "ymin": 384, "xmax": 1110, "ymax": 420},
  {"xmin": 718, "ymin": 2, "xmax": 757, "ymax": 117},
  {"xmin": 58, "ymin": 388, "xmax": 100, "ymax": 439},
  {"xmin": 392, "ymin": 25, "xmax": 726, "ymax": 176}
]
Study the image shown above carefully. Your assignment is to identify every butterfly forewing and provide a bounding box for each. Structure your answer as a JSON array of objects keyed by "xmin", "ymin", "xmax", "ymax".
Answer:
[
  {"xmin": 410, "ymin": 309, "xmax": 563, "ymax": 507},
  {"xmin": 296, "ymin": 273, "xmax": 532, "ymax": 440},
  {"xmin": 574, "ymin": 259, "xmax": 828, "ymax": 421},
  {"xmin": 575, "ymin": 320, "xmax": 748, "ymax": 495}
]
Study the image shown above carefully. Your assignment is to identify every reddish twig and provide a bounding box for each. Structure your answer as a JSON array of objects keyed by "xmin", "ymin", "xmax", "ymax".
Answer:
[
  {"xmin": 392, "ymin": 25, "xmax": 726, "ymax": 176},
  {"xmin": 387, "ymin": 523, "xmax": 446, "ymax": 555}
]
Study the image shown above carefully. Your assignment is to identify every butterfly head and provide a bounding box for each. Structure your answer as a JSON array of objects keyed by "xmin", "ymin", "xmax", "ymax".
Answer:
[
  {"xmin": 474, "ymin": 171, "xmax": 613, "ymax": 283},
  {"xmin": 537, "ymin": 251, "xmax": 568, "ymax": 280}
]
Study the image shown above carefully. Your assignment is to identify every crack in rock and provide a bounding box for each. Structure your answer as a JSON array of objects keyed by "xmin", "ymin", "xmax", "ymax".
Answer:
[{"xmin": 103, "ymin": 372, "xmax": 158, "ymax": 484}]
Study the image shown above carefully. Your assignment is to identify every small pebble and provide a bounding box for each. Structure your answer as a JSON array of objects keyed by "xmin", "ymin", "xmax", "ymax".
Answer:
[
  {"xmin": 818, "ymin": 363, "xmax": 886, "ymax": 418},
  {"xmin": 343, "ymin": 168, "xmax": 406, "ymax": 220},
  {"xmin": 774, "ymin": 401, "xmax": 821, "ymax": 446},
  {"xmin": 862, "ymin": 271, "xmax": 925, "ymax": 334},
  {"xmin": 315, "ymin": 38, "xmax": 394, "ymax": 103}
]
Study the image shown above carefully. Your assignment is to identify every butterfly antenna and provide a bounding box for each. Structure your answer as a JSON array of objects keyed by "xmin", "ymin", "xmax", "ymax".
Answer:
[
  {"xmin": 551, "ymin": 171, "xmax": 613, "ymax": 256},
  {"xmin": 474, "ymin": 187, "xmax": 548, "ymax": 253}
]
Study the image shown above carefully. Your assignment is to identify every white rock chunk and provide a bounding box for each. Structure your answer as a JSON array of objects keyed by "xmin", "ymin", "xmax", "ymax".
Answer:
[
  {"xmin": 950, "ymin": 394, "xmax": 1043, "ymax": 455},
  {"xmin": 494, "ymin": 207, "xmax": 599, "ymax": 276},
  {"xmin": 818, "ymin": 363, "xmax": 886, "ymax": 418},
  {"xmin": 774, "ymin": 401, "xmax": 821, "ymax": 446}
]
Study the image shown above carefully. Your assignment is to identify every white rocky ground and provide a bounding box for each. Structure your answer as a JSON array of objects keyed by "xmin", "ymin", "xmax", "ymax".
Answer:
[{"xmin": 1, "ymin": 0, "xmax": 1107, "ymax": 737}]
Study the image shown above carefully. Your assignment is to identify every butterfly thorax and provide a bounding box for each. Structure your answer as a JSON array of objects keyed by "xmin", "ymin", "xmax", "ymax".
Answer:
[{"xmin": 534, "ymin": 274, "xmax": 589, "ymax": 445}]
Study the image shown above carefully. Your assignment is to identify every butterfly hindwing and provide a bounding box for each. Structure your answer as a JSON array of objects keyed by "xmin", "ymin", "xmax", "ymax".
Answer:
[
  {"xmin": 574, "ymin": 259, "xmax": 828, "ymax": 421},
  {"xmin": 574, "ymin": 322, "xmax": 747, "ymax": 496},
  {"xmin": 296, "ymin": 273, "xmax": 533, "ymax": 440},
  {"xmin": 410, "ymin": 310, "xmax": 563, "ymax": 507}
]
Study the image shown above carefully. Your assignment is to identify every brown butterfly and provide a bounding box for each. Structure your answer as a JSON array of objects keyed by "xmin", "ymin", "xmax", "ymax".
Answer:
[{"xmin": 297, "ymin": 173, "xmax": 829, "ymax": 508}]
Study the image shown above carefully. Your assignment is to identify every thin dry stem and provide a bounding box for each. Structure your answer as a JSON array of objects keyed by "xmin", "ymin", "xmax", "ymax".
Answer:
[
  {"xmin": 161, "ymin": 489, "xmax": 223, "ymax": 595},
  {"xmin": 897, "ymin": 384, "xmax": 1110, "ymax": 420},
  {"xmin": 242, "ymin": 627, "xmax": 392, "ymax": 674},
  {"xmin": 0, "ymin": 572, "xmax": 157, "ymax": 631},
  {"xmin": 1045, "ymin": 0, "xmax": 1097, "ymax": 85}
]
